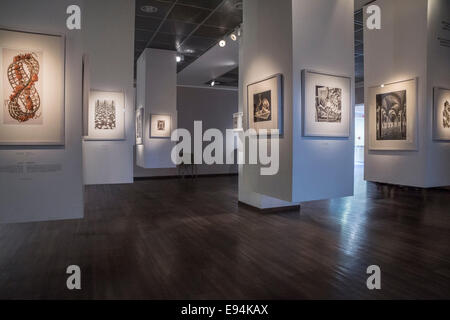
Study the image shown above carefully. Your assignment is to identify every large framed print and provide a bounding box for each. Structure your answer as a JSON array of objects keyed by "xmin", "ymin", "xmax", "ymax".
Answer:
[
  {"xmin": 368, "ymin": 78, "xmax": 418, "ymax": 150},
  {"xmin": 136, "ymin": 107, "xmax": 144, "ymax": 144},
  {"xmin": 150, "ymin": 114, "xmax": 171, "ymax": 138},
  {"xmin": 433, "ymin": 87, "xmax": 450, "ymax": 141},
  {"xmin": 302, "ymin": 70, "xmax": 351, "ymax": 137},
  {"xmin": 85, "ymin": 90, "xmax": 125, "ymax": 141},
  {"xmin": 247, "ymin": 74, "xmax": 283, "ymax": 134},
  {"xmin": 0, "ymin": 28, "xmax": 65, "ymax": 145}
]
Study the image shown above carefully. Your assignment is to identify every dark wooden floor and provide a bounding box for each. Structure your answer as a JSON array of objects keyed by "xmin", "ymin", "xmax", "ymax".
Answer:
[{"xmin": 0, "ymin": 167, "xmax": 449, "ymax": 299}]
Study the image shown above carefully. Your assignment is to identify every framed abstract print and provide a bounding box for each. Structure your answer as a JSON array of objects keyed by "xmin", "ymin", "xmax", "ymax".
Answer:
[
  {"xmin": 85, "ymin": 90, "xmax": 125, "ymax": 141},
  {"xmin": 368, "ymin": 78, "xmax": 418, "ymax": 150},
  {"xmin": 302, "ymin": 70, "xmax": 351, "ymax": 137},
  {"xmin": 247, "ymin": 74, "xmax": 283, "ymax": 134},
  {"xmin": 433, "ymin": 87, "xmax": 450, "ymax": 141},
  {"xmin": 0, "ymin": 28, "xmax": 65, "ymax": 145},
  {"xmin": 150, "ymin": 114, "xmax": 171, "ymax": 138}
]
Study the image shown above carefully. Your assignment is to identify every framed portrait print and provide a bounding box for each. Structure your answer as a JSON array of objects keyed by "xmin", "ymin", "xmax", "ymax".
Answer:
[
  {"xmin": 0, "ymin": 28, "xmax": 65, "ymax": 145},
  {"xmin": 136, "ymin": 107, "xmax": 144, "ymax": 145},
  {"xmin": 368, "ymin": 78, "xmax": 418, "ymax": 150},
  {"xmin": 433, "ymin": 87, "xmax": 450, "ymax": 141},
  {"xmin": 302, "ymin": 70, "xmax": 351, "ymax": 137},
  {"xmin": 150, "ymin": 114, "xmax": 171, "ymax": 138},
  {"xmin": 247, "ymin": 74, "xmax": 283, "ymax": 134},
  {"xmin": 84, "ymin": 90, "xmax": 125, "ymax": 141}
]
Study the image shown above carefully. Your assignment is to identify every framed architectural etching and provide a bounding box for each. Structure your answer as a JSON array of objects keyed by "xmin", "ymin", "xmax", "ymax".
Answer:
[
  {"xmin": 247, "ymin": 74, "xmax": 283, "ymax": 134},
  {"xmin": 0, "ymin": 28, "xmax": 65, "ymax": 145},
  {"xmin": 150, "ymin": 114, "xmax": 171, "ymax": 138},
  {"xmin": 233, "ymin": 112, "xmax": 243, "ymax": 131},
  {"xmin": 368, "ymin": 78, "xmax": 418, "ymax": 150},
  {"xmin": 433, "ymin": 87, "xmax": 450, "ymax": 141},
  {"xmin": 135, "ymin": 107, "xmax": 143, "ymax": 145},
  {"xmin": 302, "ymin": 70, "xmax": 351, "ymax": 137},
  {"xmin": 85, "ymin": 90, "xmax": 125, "ymax": 141}
]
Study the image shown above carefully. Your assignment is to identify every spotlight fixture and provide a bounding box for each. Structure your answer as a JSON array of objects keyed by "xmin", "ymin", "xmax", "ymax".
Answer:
[
  {"xmin": 140, "ymin": 5, "xmax": 158, "ymax": 13},
  {"xmin": 219, "ymin": 39, "xmax": 226, "ymax": 47},
  {"xmin": 230, "ymin": 33, "xmax": 237, "ymax": 41},
  {"xmin": 381, "ymin": 84, "xmax": 385, "ymax": 88},
  {"xmin": 210, "ymin": 80, "xmax": 216, "ymax": 87}
]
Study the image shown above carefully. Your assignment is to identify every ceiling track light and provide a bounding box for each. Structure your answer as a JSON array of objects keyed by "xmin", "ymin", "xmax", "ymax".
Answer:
[
  {"xmin": 210, "ymin": 80, "xmax": 216, "ymax": 87},
  {"xmin": 140, "ymin": 5, "xmax": 158, "ymax": 13},
  {"xmin": 230, "ymin": 33, "xmax": 237, "ymax": 41},
  {"xmin": 176, "ymin": 55, "xmax": 184, "ymax": 63},
  {"xmin": 219, "ymin": 39, "xmax": 226, "ymax": 47}
]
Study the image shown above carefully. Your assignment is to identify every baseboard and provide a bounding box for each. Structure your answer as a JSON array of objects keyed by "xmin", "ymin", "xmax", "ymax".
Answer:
[
  {"xmin": 134, "ymin": 173, "xmax": 238, "ymax": 181},
  {"xmin": 238, "ymin": 201, "xmax": 301, "ymax": 213}
]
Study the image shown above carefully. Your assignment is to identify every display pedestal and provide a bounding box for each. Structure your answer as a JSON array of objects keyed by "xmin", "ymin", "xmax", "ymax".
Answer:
[{"xmin": 238, "ymin": 0, "xmax": 355, "ymax": 209}]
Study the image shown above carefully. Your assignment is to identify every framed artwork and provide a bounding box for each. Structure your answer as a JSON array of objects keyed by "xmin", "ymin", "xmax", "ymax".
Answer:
[
  {"xmin": 247, "ymin": 74, "xmax": 283, "ymax": 134},
  {"xmin": 368, "ymin": 78, "xmax": 418, "ymax": 150},
  {"xmin": 150, "ymin": 114, "xmax": 171, "ymax": 138},
  {"xmin": 302, "ymin": 70, "xmax": 351, "ymax": 137},
  {"xmin": 233, "ymin": 112, "xmax": 243, "ymax": 131},
  {"xmin": 0, "ymin": 28, "xmax": 65, "ymax": 145},
  {"xmin": 433, "ymin": 87, "xmax": 450, "ymax": 141},
  {"xmin": 84, "ymin": 90, "xmax": 125, "ymax": 141},
  {"xmin": 136, "ymin": 107, "xmax": 143, "ymax": 145}
]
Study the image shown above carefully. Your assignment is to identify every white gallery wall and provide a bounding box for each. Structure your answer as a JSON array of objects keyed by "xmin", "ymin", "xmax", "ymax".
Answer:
[
  {"xmin": 239, "ymin": 0, "xmax": 355, "ymax": 209},
  {"xmin": 364, "ymin": 0, "xmax": 450, "ymax": 187},
  {"xmin": 82, "ymin": 0, "xmax": 135, "ymax": 185},
  {"xmin": 0, "ymin": 0, "xmax": 84, "ymax": 223},
  {"xmin": 134, "ymin": 86, "xmax": 239, "ymax": 177},
  {"xmin": 136, "ymin": 48, "xmax": 177, "ymax": 169},
  {"xmin": 425, "ymin": 0, "xmax": 450, "ymax": 187}
]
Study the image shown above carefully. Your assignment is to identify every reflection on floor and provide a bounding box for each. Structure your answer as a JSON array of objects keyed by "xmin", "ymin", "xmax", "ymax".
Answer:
[{"xmin": 0, "ymin": 166, "xmax": 449, "ymax": 299}]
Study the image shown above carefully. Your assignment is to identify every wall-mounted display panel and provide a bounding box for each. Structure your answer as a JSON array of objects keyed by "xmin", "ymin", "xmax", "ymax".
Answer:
[
  {"xmin": 136, "ymin": 107, "xmax": 143, "ymax": 144},
  {"xmin": 247, "ymin": 74, "xmax": 283, "ymax": 134},
  {"xmin": 150, "ymin": 114, "xmax": 171, "ymax": 138},
  {"xmin": 84, "ymin": 90, "xmax": 125, "ymax": 141},
  {"xmin": 433, "ymin": 87, "xmax": 450, "ymax": 141},
  {"xmin": 368, "ymin": 78, "xmax": 418, "ymax": 150},
  {"xmin": 0, "ymin": 28, "xmax": 65, "ymax": 145},
  {"xmin": 302, "ymin": 70, "xmax": 351, "ymax": 137}
]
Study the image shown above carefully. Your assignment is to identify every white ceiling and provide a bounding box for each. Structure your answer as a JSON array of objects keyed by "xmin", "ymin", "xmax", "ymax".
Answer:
[{"xmin": 177, "ymin": 36, "xmax": 239, "ymax": 89}]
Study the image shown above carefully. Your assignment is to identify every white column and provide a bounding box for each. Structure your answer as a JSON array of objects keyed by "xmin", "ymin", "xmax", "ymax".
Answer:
[
  {"xmin": 364, "ymin": 0, "xmax": 450, "ymax": 187},
  {"xmin": 239, "ymin": 0, "xmax": 355, "ymax": 209},
  {"xmin": 136, "ymin": 49, "xmax": 177, "ymax": 169}
]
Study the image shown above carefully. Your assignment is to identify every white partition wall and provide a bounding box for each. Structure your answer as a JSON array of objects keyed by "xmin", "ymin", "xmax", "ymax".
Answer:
[
  {"xmin": 364, "ymin": 0, "xmax": 450, "ymax": 187},
  {"xmin": 82, "ymin": 0, "xmax": 135, "ymax": 185},
  {"xmin": 239, "ymin": 0, "xmax": 355, "ymax": 209},
  {"xmin": 0, "ymin": 0, "xmax": 84, "ymax": 223},
  {"xmin": 136, "ymin": 49, "xmax": 177, "ymax": 169}
]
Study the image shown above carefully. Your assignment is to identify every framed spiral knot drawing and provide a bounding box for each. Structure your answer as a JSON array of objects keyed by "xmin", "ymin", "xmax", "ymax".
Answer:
[{"xmin": 0, "ymin": 28, "xmax": 65, "ymax": 145}]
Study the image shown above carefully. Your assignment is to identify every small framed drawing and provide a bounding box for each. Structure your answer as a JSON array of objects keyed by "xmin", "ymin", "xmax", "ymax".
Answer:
[
  {"xmin": 247, "ymin": 74, "xmax": 283, "ymax": 135},
  {"xmin": 150, "ymin": 114, "xmax": 171, "ymax": 138},
  {"xmin": 0, "ymin": 28, "xmax": 65, "ymax": 145},
  {"xmin": 135, "ymin": 107, "xmax": 144, "ymax": 145},
  {"xmin": 433, "ymin": 87, "xmax": 450, "ymax": 141},
  {"xmin": 368, "ymin": 78, "xmax": 418, "ymax": 150},
  {"xmin": 233, "ymin": 112, "xmax": 243, "ymax": 131},
  {"xmin": 85, "ymin": 90, "xmax": 125, "ymax": 141},
  {"xmin": 302, "ymin": 70, "xmax": 351, "ymax": 137}
]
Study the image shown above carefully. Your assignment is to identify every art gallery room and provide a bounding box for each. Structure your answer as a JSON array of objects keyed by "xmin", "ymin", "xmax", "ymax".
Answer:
[{"xmin": 0, "ymin": 0, "xmax": 450, "ymax": 305}]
